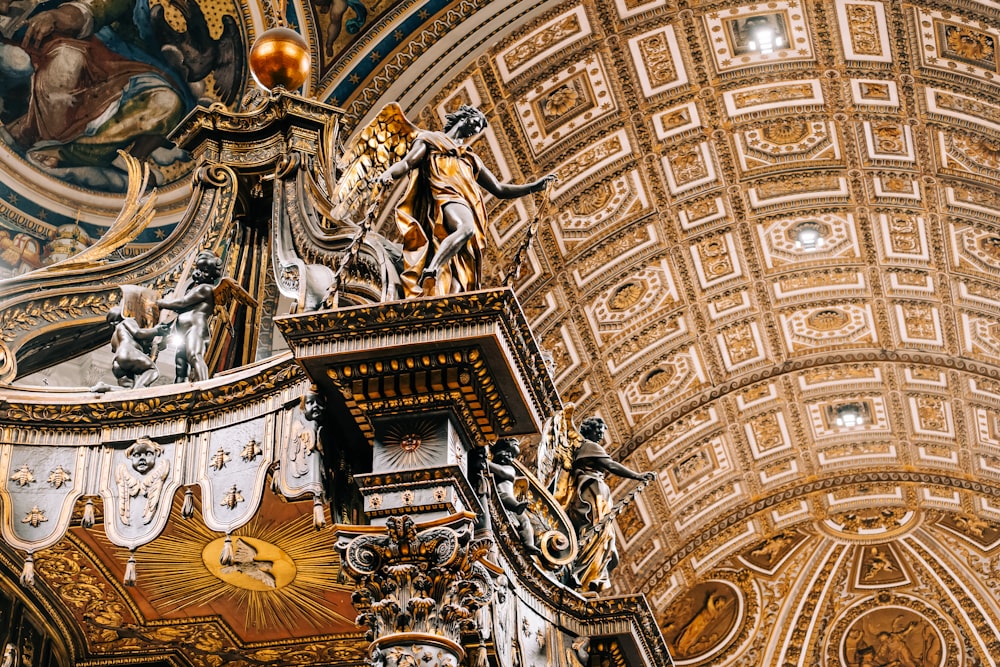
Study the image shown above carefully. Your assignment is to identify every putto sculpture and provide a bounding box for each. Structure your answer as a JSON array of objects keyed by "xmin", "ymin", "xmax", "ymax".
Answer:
[
  {"xmin": 156, "ymin": 249, "xmax": 256, "ymax": 382},
  {"xmin": 91, "ymin": 286, "xmax": 170, "ymax": 392}
]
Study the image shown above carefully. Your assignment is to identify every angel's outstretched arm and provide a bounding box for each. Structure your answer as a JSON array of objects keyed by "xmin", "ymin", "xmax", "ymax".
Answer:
[
  {"xmin": 378, "ymin": 139, "xmax": 429, "ymax": 186},
  {"xmin": 474, "ymin": 156, "xmax": 556, "ymax": 199}
]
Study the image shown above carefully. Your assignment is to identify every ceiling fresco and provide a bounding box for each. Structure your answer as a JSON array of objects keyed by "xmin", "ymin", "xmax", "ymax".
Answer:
[{"xmin": 8, "ymin": 0, "xmax": 1000, "ymax": 664}]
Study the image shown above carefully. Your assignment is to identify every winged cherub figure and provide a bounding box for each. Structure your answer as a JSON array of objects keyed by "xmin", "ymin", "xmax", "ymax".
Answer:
[
  {"xmin": 115, "ymin": 436, "xmax": 170, "ymax": 526},
  {"xmin": 349, "ymin": 104, "xmax": 555, "ymax": 297},
  {"xmin": 156, "ymin": 250, "xmax": 256, "ymax": 382}
]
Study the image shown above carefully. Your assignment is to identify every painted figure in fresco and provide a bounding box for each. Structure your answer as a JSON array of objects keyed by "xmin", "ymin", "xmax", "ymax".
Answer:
[
  {"xmin": 115, "ymin": 436, "xmax": 170, "ymax": 525},
  {"xmin": 672, "ymin": 591, "xmax": 732, "ymax": 657},
  {"xmin": 377, "ymin": 105, "xmax": 556, "ymax": 297},
  {"xmin": 314, "ymin": 0, "xmax": 367, "ymax": 57},
  {"xmin": 0, "ymin": 0, "xmax": 243, "ymax": 191},
  {"xmin": 564, "ymin": 416, "xmax": 654, "ymax": 593},
  {"xmin": 488, "ymin": 437, "xmax": 540, "ymax": 556},
  {"xmin": 97, "ymin": 304, "xmax": 170, "ymax": 391}
]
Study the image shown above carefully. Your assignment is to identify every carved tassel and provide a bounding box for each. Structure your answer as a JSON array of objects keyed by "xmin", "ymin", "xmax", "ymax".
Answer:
[
  {"xmin": 82, "ymin": 498, "xmax": 95, "ymax": 528},
  {"xmin": 19, "ymin": 554, "xmax": 34, "ymax": 587},
  {"xmin": 313, "ymin": 494, "xmax": 326, "ymax": 531},
  {"xmin": 124, "ymin": 551, "xmax": 137, "ymax": 587},
  {"xmin": 181, "ymin": 488, "xmax": 195, "ymax": 519},
  {"xmin": 270, "ymin": 462, "xmax": 281, "ymax": 494},
  {"xmin": 220, "ymin": 534, "xmax": 234, "ymax": 566}
]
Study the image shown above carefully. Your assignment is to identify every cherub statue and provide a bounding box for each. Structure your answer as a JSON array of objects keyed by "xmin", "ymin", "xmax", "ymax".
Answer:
[
  {"xmin": 115, "ymin": 436, "xmax": 170, "ymax": 525},
  {"xmin": 538, "ymin": 409, "xmax": 654, "ymax": 594},
  {"xmin": 488, "ymin": 437, "xmax": 540, "ymax": 556},
  {"xmin": 156, "ymin": 250, "xmax": 256, "ymax": 382},
  {"xmin": 331, "ymin": 102, "xmax": 555, "ymax": 300},
  {"xmin": 289, "ymin": 388, "xmax": 325, "ymax": 478},
  {"xmin": 92, "ymin": 286, "xmax": 170, "ymax": 392}
]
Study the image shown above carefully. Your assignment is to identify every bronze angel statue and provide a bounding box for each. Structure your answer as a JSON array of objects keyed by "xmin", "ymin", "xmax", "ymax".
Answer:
[
  {"xmin": 538, "ymin": 406, "xmax": 655, "ymax": 594},
  {"xmin": 156, "ymin": 250, "xmax": 256, "ymax": 382},
  {"xmin": 330, "ymin": 103, "xmax": 556, "ymax": 298}
]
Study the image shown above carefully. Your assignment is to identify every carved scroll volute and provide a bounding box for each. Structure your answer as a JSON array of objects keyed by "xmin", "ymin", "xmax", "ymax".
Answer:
[
  {"xmin": 510, "ymin": 459, "xmax": 578, "ymax": 569},
  {"xmin": 336, "ymin": 515, "xmax": 493, "ymax": 667}
]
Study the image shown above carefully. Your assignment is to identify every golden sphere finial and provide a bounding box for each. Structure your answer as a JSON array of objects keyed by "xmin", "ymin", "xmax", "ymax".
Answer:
[{"xmin": 249, "ymin": 26, "xmax": 310, "ymax": 92}]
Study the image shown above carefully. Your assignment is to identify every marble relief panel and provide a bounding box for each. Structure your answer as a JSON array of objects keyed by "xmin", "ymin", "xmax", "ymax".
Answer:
[
  {"xmin": 586, "ymin": 259, "xmax": 680, "ymax": 345},
  {"xmin": 744, "ymin": 410, "xmax": 793, "ymax": 460},
  {"xmin": 722, "ymin": 80, "xmax": 824, "ymax": 119},
  {"xmin": 871, "ymin": 175, "xmax": 922, "ymax": 204},
  {"xmin": 678, "ymin": 195, "xmax": 728, "ymax": 231},
  {"xmin": 936, "ymin": 130, "xmax": 1000, "ymax": 185},
  {"xmin": 756, "ymin": 213, "xmax": 861, "ymax": 270},
  {"xmin": 747, "ymin": 176, "xmax": 851, "ymax": 211},
  {"xmin": 835, "ymin": 0, "xmax": 893, "ymax": 63},
  {"xmin": 892, "ymin": 302, "xmax": 944, "ymax": 348},
  {"xmin": 514, "ymin": 56, "xmax": 616, "ymax": 156},
  {"xmin": 850, "ymin": 78, "xmax": 900, "ymax": 108},
  {"xmin": 858, "ymin": 121, "xmax": 916, "ymax": 166},
  {"xmin": 662, "ymin": 436, "xmax": 732, "ymax": 504},
  {"xmin": 627, "ymin": 24, "xmax": 689, "ymax": 99},
  {"xmin": 926, "ymin": 88, "xmax": 1000, "ymax": 134},
  {"xmin": 614, "ymin": 0, "xmax": 668, "ymax": 21},
  {"xmin": 652, "ymin": 102, "xmax": 702, "ymax": 142},
  {"xmin": 495, "ymin": 6, "xmax": 592, "ymax": 82},
  {"xmin": 916, "ymin": 7, "xmax": 1000, "ymax": 83},
  {"xmin": 662, "ymin": 141, "xmax": 720, "ymax": 196},
  {"xmin": 688, "ymin": 231, "xmax": 744, "ymax": 289},
  {"xmin": 875, "ymin": 213, "xmax": 930, "ymax": 264},
  {"xmin": 945, "ymin": 185, "xmax": 1000, "ymax": 222},
  {"xmin": 734, "ymin": 121, "xmax": 842, "ymax": 174},
  {"xmin": 715, "ymin": 320, "xmax": 767, "ymax": 372},
  {"xmin": 908, "ymin": 394, "xmax": 955, "ymax": 439},
  {"xmin": 773, "ymin": 269, "xmax": 868, "ymax": 304}
]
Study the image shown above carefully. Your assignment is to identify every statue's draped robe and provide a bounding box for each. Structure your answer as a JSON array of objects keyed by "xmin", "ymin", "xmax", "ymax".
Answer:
[
  {"xmin": 395, "ymin": 130, "xmax": 487, "ymax": 297},
  {"xmin": 567, "ymin": 439, "xmax": 619, "ymax": 593}
]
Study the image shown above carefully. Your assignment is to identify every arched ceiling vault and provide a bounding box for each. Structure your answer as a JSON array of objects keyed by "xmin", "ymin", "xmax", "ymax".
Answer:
[{"xmin": 337, "ymin": 0, "xmax": 1000, "ymax": 663}]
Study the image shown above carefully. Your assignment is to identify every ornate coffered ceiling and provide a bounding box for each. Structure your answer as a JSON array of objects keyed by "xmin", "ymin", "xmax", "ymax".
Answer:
[
  {"xmin": 344, "ymin": 0, "xmax": 1000, "ymax": 663},
  {"xmin": 7, "ymin": 0, "xmax": 1000, "ymax": 664}
]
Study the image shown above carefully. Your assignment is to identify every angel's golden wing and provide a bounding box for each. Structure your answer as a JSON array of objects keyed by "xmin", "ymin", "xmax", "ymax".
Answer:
[
  {"xmin": 39, "ymin": 152, "xmax": 157, "ymax": 271},
  {"xmin": 538, "ymin": 404, "xmax": 581, "ymax": 508},
  {"xmin": 212, "ymin": 277, "xmax": 258, "ymax": 310},
  {"xmin": 329, "ymin": 102, "xmax": 419, "ymax": 224}
]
